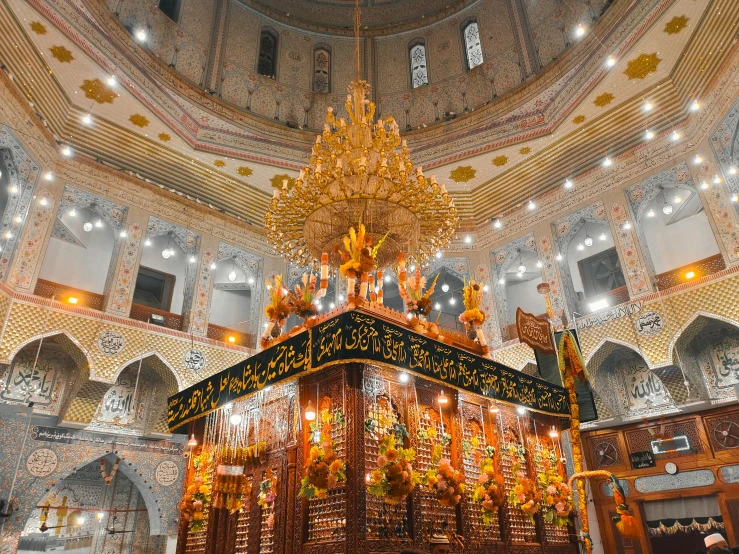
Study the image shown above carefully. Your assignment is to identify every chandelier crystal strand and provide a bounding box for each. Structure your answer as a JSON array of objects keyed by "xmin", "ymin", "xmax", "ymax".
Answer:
[{"xmin": 265, "ymin": 1, "xmax": 457, "ymax": 270}]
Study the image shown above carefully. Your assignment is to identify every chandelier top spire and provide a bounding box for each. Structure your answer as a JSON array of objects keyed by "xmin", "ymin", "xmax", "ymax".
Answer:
[{"xmin": 354, "ymin": 0, "xmax": 361, "ymax": 81}]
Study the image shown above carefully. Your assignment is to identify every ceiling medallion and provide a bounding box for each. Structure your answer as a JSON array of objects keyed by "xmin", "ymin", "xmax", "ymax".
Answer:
[
  {"xmin": 238, "ymin": 166, "xmax": 254, "ymax": 177},
  {"xmin": 664, "ymin": 15, "xmax": 688, "ymax": 35},
  {"xmin": 623, "ymin": 53, "xmax": 662, "ymax": 80},
  {"xmin": 158, "ymin": 133, "xmax": 171, "ymax": 142},
  {"xmin": 80, "ymin": 79, "xmax": 118, "ymax": 104},
  {"xmin": 519, "ymin": 147, "xmax": 531, "ymax": 155},
  {"xmin": 593, "ymin": 92, "xmax": 615, "ymax": 107},
  {"xmin": 214, "ymin": 159, "xmax": 226, "ymax": 168},
  {"xmin": 492, "ymin": 155, "xmax": 508, "ymax": 167},
  {"xmin": 30, "ymin": 21, "xmax": 47, "ymax": 35},
  {"xmin": 50, "ymin": 46, "xmax": 74, "ymax": 63},
  {"xmin": 129, "ymin": 114, "xmax": 149, "ymax": 128},
  {"xmin": 572, "ymin": 115, "xmax": 586, "ymax": 125},
  {"xmin": 265, "ymin": 1, "xmax": 457, "ymax": 270},
  {"xmin": 450, "ymin": 165, "xmax": 476, "ymax": 183}
]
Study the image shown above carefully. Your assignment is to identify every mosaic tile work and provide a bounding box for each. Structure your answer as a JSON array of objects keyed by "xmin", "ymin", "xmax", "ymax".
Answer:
[
  {"xmin": 492, "ymin": 340, "xmax": 536, "ymax": 371},
  {"xmin": 610, "ymin": 202, "xmax": 651, "ymax": 297},
  {"xmin": 107, "ymin": 221, "xmax": 144, "ymax": 316},
  {"xmin": 9, "ymin": 189, "xmax": 54, "ymax": 291},
  {"xmin": 696, "ymin": 159, "xmax": 739, "ymax": 265},
  {"xmin": 187, "ymin": 247, "xmax": 216, "ymax": 337}
]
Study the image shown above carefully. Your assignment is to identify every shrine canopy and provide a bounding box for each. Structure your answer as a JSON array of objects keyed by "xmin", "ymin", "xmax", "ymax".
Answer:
[{"xmin": 167, "ymin": 309, "xmax": 571, "ymax": 431}]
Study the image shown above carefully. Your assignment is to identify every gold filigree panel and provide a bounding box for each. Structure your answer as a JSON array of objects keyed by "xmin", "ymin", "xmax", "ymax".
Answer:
[
  {"xmin": 79, "ymin": 79, "xmax": 118, "ymax": 104},
  {"xmin": 623, "ymin": 53, "xmax": 662, "ymax": 80},
  {"xmin": 449, "ymin": 165, "xmax": 476, "ymax": 183}
]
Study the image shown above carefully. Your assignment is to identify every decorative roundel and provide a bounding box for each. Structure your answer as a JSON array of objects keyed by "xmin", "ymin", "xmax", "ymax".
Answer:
[
  {"xmin": 155, "ymin": 460, "xmax": 180, "ymax": 486},
  {"xmin": 184, "ymin": 349, "xmax": 207, "ymax": 372},
  {"xmin": 96, "ymin": 330, "xmax": 125, "ymax": 356},
  {"xmin": 26, "ymin": 448, "xmax": 58, "ymax": 477},
  {"xmin": 635, "ymin": 311, "xmax": 664, "ymax": 337}
]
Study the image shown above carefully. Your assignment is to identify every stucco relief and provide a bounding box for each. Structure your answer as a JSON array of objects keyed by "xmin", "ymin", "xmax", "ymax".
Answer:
[{"xmin": 9, "ymin": 190, "xmax": 54, "ymax": 291}]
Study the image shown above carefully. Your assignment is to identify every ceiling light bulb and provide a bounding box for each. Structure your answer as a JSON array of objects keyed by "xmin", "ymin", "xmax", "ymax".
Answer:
[
  {"xmin": 144, "ymin": 238, "xmax": 152, "ymax": 246},
  {"xmin": 409, "ymin": 264, "xmax": 416, "ymax": 272},
  {"xmin": 536, "ymin": 260, "xmax": 543, "ymax": 268},
  {"xmin": 671, "ymin": 130, "xmax": 680, "ymax": 141},
  {"xmin": 106, "ymin": 75, "xmax": 116, "ymax": 87},
  {"xmin": 555, "ymin": 253, "xmax": 563, "ymax": 261},
  {"xmin": 434, "ymin": 302, "xmax": 441, "ymax": 310},
  {"xmin": 605, "ymin": 56, "xmax": 616, "ymax": 68},
  {"xmin": 119, "ymin": 230, "xmax": 127, "ymax": 238},
  {"xmin": 729, "ymin": 166, "xmax": 738, "ymax": 175},
  {"xmin": 516, "ymin": 271, "xmax": 523, "ymax": 278},
  {"xmin": 732, "ymin": 195, "xmax": 739, "ymax": 202},
  {"xmin": 399, "ymin": 372, "xmax": 410, "ymax": 383},
  {"xmin": 9, "ymin": 185, "xmax": 17, "ymax": 194},
  {"xmin": 575, "ymin": 24, "xmax": 586, "ymax": 37},
  {"xmin": 602, "ymin": 156, "xmax": 613, "ymax": 167},
  {"xmin": 599, "ymin": 232, "xmax": 607, "ymax": 241},
  {"xmin": 43, "ymin": 171, "xmax": 53, "ymax": 181},
  {"xmin": 713, "ymin": 175, "xmax": 722, "ymax": 184},
  {"xmin": 61, "ymin": 146, "xmax": 72, "ymax": 157},
  {"xmin": 189, "ymin": 255, "xmax": 196, "ymax": 263},
  {"xmin": 694, "ymin": 154, "xmax": 703, "ymax": 164},
  {"xmin": 228, "ymin": 270, "xmax": 237, "ymax": 282},
  {"xmin": 464, "ymin": 235, "xmax": 472, "ymax": 244},
  {"xmin": 441, "ymin": 282, "xmax": 449, "ymax": 292},
  {"xmin": 701, "ymin": 181, "xmax": 709, "ymax": 190},
  {"xmin": 210, "ymin": 262, "xmax": 217, "ymax": 270},
  {"xmin": 564, "ymin": 179, "xmax": 573, "ymax": 189},
  {"xmin": 482, "ymin": 284, "xmax": 489, "ymax": 292},
  {"xmin": 584, "ymin": 235, "xmax": 594, "ymax": 247},
  {"xmin": 516, "ymin": 406, "xmax": 527, "ymax": 415},
  {"xmin": 662, "ymin": 202, "xmax": 673, "ymax": 215},
  {"xmin": 549, "ymin": 426, "xmax": 559, "ymax": 438},
  {"xmin": 83, "ymin": 221, "xmax": 93, "ymax": 232},
  {"xmin": 438, "ymin": 390, "xmax": 448, "ymax": 405},
  {"xmin": 13, "ymin": 216, "xmax": 21, "ymax": 223},
  {"xmin": 690, "ymin": 99, "xmax": 700, "ymax": 111},
  {"xmin": 435, "ymin": 251, "xmax": 442, "ymax": 258},
  {"xmin": 527, "ymin": 200, "xmax": 536, "ymax": 210},
  {"xmin": 329, "ymin": 302, "xmax": 335, "ymax": 309},
  {"xmin": 187, "ymin": 434, "xmax": 197, "ymax": 447},
  {"xmin": 623, "ymin": 221, "xmax": 632, "ymax": 230},
  {"xmin": 493, "ymin": 218, "xmax": 502, "ymax": 229},
  {"xmin": 248, "ymin": 277, "xmax": 255, "ymax": 285},
  {"xmin": 517, "ymin": 263, "xmax": 526, "ymax": 273},
  {"xmin": 338, "ymin": 294, "xmax": 344, "ymax": 300},
  {"xmin": 384, "ymin": 275, "xmax": 391, "ymax": 283},
  {"xmin": 69, "ymin": 208, "xmax": 76, "ymax": 217},
  {"xmin": 3, "ymin": 232, "xmax": 10, "ymax": 239},
  {"xmin": 75, "ymin": 517, "xmax": 85, "ymax": 526},
  {"xmin": 81, "ymin": 113, "xmax": 92, "ymax": 125},
  {"xmin": 162, "ymin": 248, "xmax": 172, "ymax": 259},
  {"xmin": 94, "ymin": 219, "xmax": 102, "ymax": 228},
  {"xmin": 498, "ymin": 277, "xmax": 505, "ymax": 285},
  {"xmin": 135, "ymin": 29, "xmax": 147, "ymax": 42},
  {"xmin": 39, "ymin": 197, "xmax": 48, "ymax": 206},
  {"xmin": 647, "ymin": 209, "xmax": 655, "ymax": 217},
  {"xmin": 96, "ymin": 512, "xmax": 105, "ymax": 521},
  {"xmin": 577, "ymin": 242, "xmax": 584, "ymax": 251},
  {"xmin": 449, "ymin": 297, "xmax": 456, "ymax": 305},
  {"xmin": 643, "ymin": 101, "xmax": 653, "ymax": 112},
  {"xmin": 645, "ymin": 129, "xmax": 654, "ymax": 140},
  {"xmin": 230, "ymin": 413, "xmax": 242, "ymax": 426},
  {"xmin": 674, "ymin": 195, "xmax": 682, "ymax": 203},
  {"xmin": 489, "ymin": 403, "xmax": 500, "ymax": 413}
]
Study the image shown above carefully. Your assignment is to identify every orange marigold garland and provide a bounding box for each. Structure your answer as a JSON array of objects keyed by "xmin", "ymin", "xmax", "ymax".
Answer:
[
  {"xmin": 179, "ymin": 451, "xmax": 213, "ymax": 532},
  {"xmin": 366, "ymin": 428, "xmax": 419, "ymax": 505},
  {"xmin": 299, "ymin": 405, "xmax": 347, "ymax": 499},
  {"xmin": 423, "ymin": 443, "xmax": 466, "ymax": 507},
  {"xmin": 470, "ymin": 449, "xmax": 505, "ymax": 524},
  {"xmin": 536, "ymin": 445, "xmax": 574, "ymax": 527},
  {"xmin": 507, "ymin": 444, "xmax": 541, "ymax": 521}
]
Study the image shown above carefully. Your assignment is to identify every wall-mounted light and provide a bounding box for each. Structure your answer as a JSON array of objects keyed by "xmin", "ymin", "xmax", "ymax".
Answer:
[
  {"xmin": 549, "ymin": 426, "xmax": 559, "ymax": 438},
  {"xmin": 230, "ymin": 413, "xmax": 243, "ymax": 426},
  {"xmin": 438, "ymin": 390, "xmax": 448, "ymax": 405},
  {"xmin": 304, "ymin": 400, "xmax": 316, "ymax": 421},
  {"xmin": 399, "ymin": 372, "xmax": 409, "ymax": 383},
  {"xmin": 685, "ymin": 271, "xmax": 695, "ymax": 279},
  {"xmin": 67, "ymin": 297, "xmax": 78, "ymax": 305},
  {"xmin": 187, "ymin": 434, "xmax": 197, "ymax": 447},
  {"xmin": 228, "ymin": 335, "xmax": 236, "ymax": 344}
]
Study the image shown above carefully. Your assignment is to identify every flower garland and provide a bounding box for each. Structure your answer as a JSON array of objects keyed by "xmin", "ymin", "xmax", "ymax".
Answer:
[
  {"xmin": 179, "ymin": 451, "xmax": 213, "ymax": 532},
  {"xmin": 100, "ymin": 457, "xmax": 120, "ymax": 485},
  {"xmin": 507, "ymin": 443, "xmax": 541, "ymax": 521},
  {"xmin": 257, "ymin": 468, "xmax": 278, "ymax": 528},
  {"xmin": 366, "ymin": 428, "xmax": 419, "ymax": 505},
  {"xmin": 398, "ymin": 267, "xmax": 439, "ymax": 319},
  {"xmin": 536, "ymin": 445, "xmax": 574, "ymax": 527},
  {"xmin": 470, "ymin": 449, "xmax": 505, "ymax": 525},
  {"xmin": 422, "ymin": 444, "xmax": 466, "ymax": 507},
  {"xmin": 299, "ymin": 406, "xmax": 346, "ymax": 499}
]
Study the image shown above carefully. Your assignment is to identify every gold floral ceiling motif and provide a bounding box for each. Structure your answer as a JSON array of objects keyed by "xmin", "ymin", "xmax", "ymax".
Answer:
[
  {"xmin": 572, "ymin": 115, "xmax": 586, "ymax": 124},
  {"xmin": 492, "ymin": 155, "xmax": 508, "ymax": 167},
  {"xmin": 158, "ymin": 133, "xmax": 171, "ymax": 142},
  {"xmin": 519, "ymin": 147, "xmax": 531, "ymax": 155},
  {"xmin": 80, "ymin": 79, "xmax": 118, "ymax": 104},
  {"xmin": 594, "ymin": 92, "xmax": 615, "ymax": 107},
  {"xmin": 449, "ymin": 165, "xmax": 476, "ymax": 183},
  {"xmin": 30, "ymin": 21, "xmax": 47, "ymax": 35},
  {"xmin": 623, "ymin": 53, "xmax": 662, "ymax": 80},
  {"xmin": 50, "ymin": 46, "xmax": 74, "ymax": 63},
  {"xmin": 237, "ymin": 166, "xmax": 253, "ymax": 177},
  {"xmin": 270, "ymin": 174, "xmax": 295, "ymax": 189},
  {"xmin": 129, "ymin": 114, "xmax": 149, "ymax": 128},
  {"xmin": 664, "ymin": 15, "xmax": 688, "ymax": 35},
  {"xmin": 214, "ymin": 160, "xmax": 226, "ymax": 168}
]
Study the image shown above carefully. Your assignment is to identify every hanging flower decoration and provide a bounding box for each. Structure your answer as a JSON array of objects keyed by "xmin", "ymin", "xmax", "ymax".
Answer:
[
  {"xmin": 423, "ymin": 444, "xmax": 466, "ymax": 507},
  {"xmin": 338, "ymin": 223, "xmax": 386, "ymax": 279},
  {"xmin": 300, "ymin": 402, "xmax": 347, "ymax": 499},
  {"xmin": 261, "ymin": 274, "xmax": 291, "ymax": 347},
  {"xmin": 179, "ymin": 451, "xmax": 213, "ymax": 532},
  {"xmin": 213, "ymin": 469, "xmax": 252, "ymax": 515},
  {"xmin": 257, "ymin": 468, "xmax": 278, "ymax": 528},
  {"xmin": 100, "ymin": 457, "xmax": 120, "ymax": 485},
  {"xmin": 458, "ymin": 279, "xmax": 486, "ymax": 326},
  {"xmin": 507, "ymin": 443, "xmax": 541, "ymax": 521},
  {"xmin": 217, "ymin": 443, "xmax": 267, "ymax": 467},
  {"xmin": 366, "ymin": 428, "xmax": 419, "ymax": 504},
  {"xmin": 471, "ymin": 453, "xmax": 505, "ymax": 524},
  {"xmin": 288, "ymin": 272, "xmax": 319, "ymax": 324},
  {"xmin": 398, "ymin": 267, "xmax": 439, "ymax": 318},
  {"xmin": 536, "ymin": 445, "xmax": 574, "ymax": 526}
]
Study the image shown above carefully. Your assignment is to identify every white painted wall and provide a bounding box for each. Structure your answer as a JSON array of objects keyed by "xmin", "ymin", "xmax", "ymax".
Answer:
[
  {"xmin": 138, "ymin": 234, "xmax": 190, "ymax": 314},
  {"xmin": 38, "ymin": 208, "xmax": 115, "ymax": 294},
  {"xmin": 209, "ymin": 289, "xmax": 252, "ymax": 331},
  {"xmin": 566, "ymin": 222, "xmax": 614, "ymax": 294},
  {"xmin": 642, "ymin": 210, "xmax": 719, "ymax": 274},
  {"xmin": 505, "ymin": 276, "xmax": 547, "ymax": 323}
]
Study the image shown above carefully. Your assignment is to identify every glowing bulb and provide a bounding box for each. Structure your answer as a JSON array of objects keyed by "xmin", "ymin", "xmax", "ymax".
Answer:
[
  {"xmin": 623, "ymin": 221, "xmax": 632, "ymax": 230},
  {"xmin": 577, "ymin": 243, "xmax": 584, "ymax": 251},
  {"xmin": 438, "ymin": 390, "xmax": 448, "ymax": 405},
  {"xmin": 329, "ymin": 302, "xmax": 335, "ymax": 309},
  {"xmin": 304, "ymin": 401, "xmax": 316, "ymax": 421},
  {"xmin": 135, "ymin": 29, "xmax": 147, "ymax": 42},
  {"xmin": 399, "ymin": 372, "xmax": 409, "ymax": 383},
  {"xmin": 61, "ymin": 146, "xmax": 72, "ymax": 157},
  {"xmin": 516, "ymin": 271, "xmax": 523, "ymax": 278},
  {"xmin": 441, "ymin": 282, "xmax": 449, "ymax": 292},
  {"xmin": 690, "ymin": 99, "xmax": 700, "ymax": 111},
  {"xmin": 602, "ymin": 156, "xmax": 613, "ymax": 167},
  {"xmin": 187, "ymin": 434, "xmax": 197, "ymax": 447},
  {"xmin": 575, "ymin": 24, "xmax": 586, "ymax": 37},
  {"xmin": 714, "ymin": 175, "xmax": 722, "ymax": 184},
  {"xmin": 230, "ymin": 413, "xmax": 242, "ymax": 426},
  {"xmin": 144, "ymin": 238, "xmax": 152, "ymax": 246},
  {"xmin": 517, "ymin": 263, "xmax": 526, "ymax": 273},
  {"xmin": 40, "ymin": 197, "xmax": 48, "ymax": 206},
  {"xmin": 584, "ymin": 236, "xmax": 594, "ymax": 247},
  {"xmin": 685, "ymin": 271, "xmax": 695, "ymax": 279},
  {"xmin": 435, "ymin": 251, "xmax": 442, "ymax": 258},
  {"xmin": 96, "ymin": 512, "xmax": 105, "ymax": 521},
  {"xmin": 516, "ymin": 406, "xmax": 527, "ymax": 415},
  {"xmin": 674, "ymin": 195, "xmax": 682, "ymax": 203},
  {"xmin": 338, "ymin": 294, "xmax": 344, "ymax": 300},
  {"xmin": 9, "ymin": 185, "xmax": 17, "ymax": 194},
  {"xmin": 730, "ymin": 166, "xmax": 738, "ymax": 175},
  {"xmin": 498, "ymin": 277, "xmax": 505, "ymax": 285},
  {"xmin": 647, "ymin": 209, "xmax": 655, "ymax": 217},
  {"xmin": 671, "ymin": 130, "xmax": 680, "ymax": 141},
  {"xmin": 493, "ymin": 218, "xmax": 502, "ymax": 229},
  {"xmin": 434, "ymin": 302, "xmax": 441, "ymax": 310},
  {"xmin": 384, "ymin": 275, "xmax": 391, "ymax": 283},
  {"xmin": 75, "ymin": 517, "xmax": 85, "ymax": 526},
  {"xmin": 365, "ymin": 473, "xmax": 371, "ymax": 483},
  {"xmin": 482, "ymin": 284, "xmax": 489, "ymax": 292},
  {"xmin": 662, "ymin": 202, "xmax": 673, "ymax": 215},
  {"xmin": 694, "ymin": 154, "xmax": 703, "ymax": 164},
  {"xmin": 189, "ymin": 255, "xmax": 197, "ymax": 263},
  {"xmin": 248, "ymin": 277, "xmax": 255, "ymax": 285},
  {"xmin": 489, "ymin": 403, "xmax": 500, "ymax": 414},
  {"xmin": 3, "ymin": 232, "xmax": 10, "ymax": 239},
  {"xmin": 645, "ymin": 129, "xmax": 654, "ymax": 140},
  {"xmin": 555, "ymin": 253, "xmax": 563, "ymax": 261},
  {"xmin": 732, "ymin": 195, "xmax": 739, "ymax": 202},
  {"xmin": 43, "ymin": 171, "xmax": 53, "ymax": 181},
  {"xmin": 94, "ymin": 219, "xmax": 103, "ymax": 228},
  {"xmin": 228, "ymin": 335, "xmax": 236, "ymax": 343},
  {"xmin": 409, "ymin": 265, "xmax": 416, "ymax": 272},
  {"xmin": 536, "ymin": 260, "xmax": 543, "ymax": 268},
  {"xmin": 464, "ymin": 235, "xmax": 472, "ymax": 244},
  {"xmin": 83, "ymin": 221, "xmax": 93, "ymax": 232},
  {"xmin": 228, "ymin": 270, "xmax": 237, "ymax": 282},
  {"xmin": 162, "ymin": 248, "xmax": 172, "ymax": 259},
  {"xmin": 643, "ymin": 101, "xmax": 653, "ymax": 112},
  {"xmin": 549, "ymin": 426, "xmax": 559, "ymax": 438},
  {"xmin": 564, "ymin": 179, "xmax": 573, "ymax": 189},
  {"xmin": 605, "ymin": 56, "xmax": 616, "ymax": 67},
  {"xmin": 210, "ymin": 262, "xmax": 217, "ymax": 270},
  {"xmin": 81, "ymin": 113, "xmax": 92, "ymax": 125},
  {"xmin": 106, "ymin": 75, "xmax": 116, "ymax": 87},
  {"xmin": 449, "ymin": 297, "xmax": 456, "ymax": 305},
  {"xmin": 527, "ymin": 200, "xmax": 536, "ymax": 210},
  {"xmin": 701, "ymin": 181, "xmax": 709, "ymax": 190},
  {"xmin": 599, "ymin": 232, "xmax": 607, "ymax": 241},
  {"xmin": 119, "ymin": 230, "xmax": 127, "ymax": 238},
  {"xmin": 12, "ymin": 215, "xmax": 21, "ymax": 223},
  {"xmin": 69, "ymin": 208, "xmax": 76, "ymax": 217}
]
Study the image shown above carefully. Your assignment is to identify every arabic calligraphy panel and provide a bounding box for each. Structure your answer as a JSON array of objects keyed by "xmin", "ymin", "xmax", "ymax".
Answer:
[
  {"xmin": 155, "ymin": 460, "xmax": 179, "ymax": 486},
  {"xmin": 96, "ymin": 330, "xmax": 125, "ymax": 356},
  {"xmin": 708, "ymin": 335, "xmax": 739, "ymax": 389},
  {"xmin": 0, "ymin": 347, "xmax": 71, "ymax": 412},
  {"xmin": 622, "ymin": 361, "xmax": 671, "ymax": 412}
]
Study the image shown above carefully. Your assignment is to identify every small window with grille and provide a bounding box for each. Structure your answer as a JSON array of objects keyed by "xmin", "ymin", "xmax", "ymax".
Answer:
[
  {"xmin": 409, "ymin": 40, "xmax": 429, "ymax": 89},
  {"xmin": 462, "ymin": 20, "xmax": 484, "ymax": 70}
]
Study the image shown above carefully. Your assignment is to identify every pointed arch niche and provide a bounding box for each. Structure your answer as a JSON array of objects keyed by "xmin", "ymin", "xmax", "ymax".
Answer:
[
  {"xmin": 625, "ymin": 163, "xmax": 722, "ymax": 289},
  {"xmin": 491, "ymin": 234, "xmax": 547, "ymax": 341}
]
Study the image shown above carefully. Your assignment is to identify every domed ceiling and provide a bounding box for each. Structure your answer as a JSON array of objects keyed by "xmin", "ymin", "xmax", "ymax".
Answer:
[{"xmin": 237, "ymin": 0, "xmax": 474, "ymax": 33}]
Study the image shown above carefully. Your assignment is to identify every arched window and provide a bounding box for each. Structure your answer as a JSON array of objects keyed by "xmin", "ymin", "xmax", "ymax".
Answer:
[
  {"xmin": 313, "ymin": 47, "xmax": 331, "ymax": 93},
  {"xmin": 462, "ymin": 20, "xmax": 484, "ymax": 70},
  {"xmin": 409, "ymin": 40, "xmax": 429, "ymax": 89},
  {"xmin": 257, "ymin": 29, "xmax": 278, "ymax": 78}
]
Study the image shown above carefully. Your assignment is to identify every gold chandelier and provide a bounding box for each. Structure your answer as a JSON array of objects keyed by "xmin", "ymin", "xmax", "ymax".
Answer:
[{"xmin": 264, "ymin": 2, "xmax": 458, "ymax": 270}]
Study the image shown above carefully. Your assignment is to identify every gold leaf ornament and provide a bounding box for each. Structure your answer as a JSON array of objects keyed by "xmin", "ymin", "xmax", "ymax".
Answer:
[
  {"xmin": 449, "ymin": 166, "xmax": 476, "ymax": 183},
  {"xmin": 238, "ymin": 166, "xmax": 253, "ymax": 177},
  {"xmin": 623, "ymin": 53, "xmax": 662, "ymax": 80},
  {"xmin": 129, "ymin": 114, "xmax": 149, "ymax": 128},
  {"xmin": 50, "ymin": 46, "xmax": 74, "ymax": 63},
  {"xmin": 80, "ymin": 79, "xmax": 118, "ymax": 104},
  {"xmin": 593, "ymin": 92, "xmax": 614, "ymax": 107},
  {"xmin": 30, "ymin": 22, "xmax": 47, "ymax": 35},
  {"xmin": 492, "ymin": 155, "xmax": 508, "ymax": 167},
  {"xmin": 664, "ymin": 15, "xmax": 688, "ymax": 35}
]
